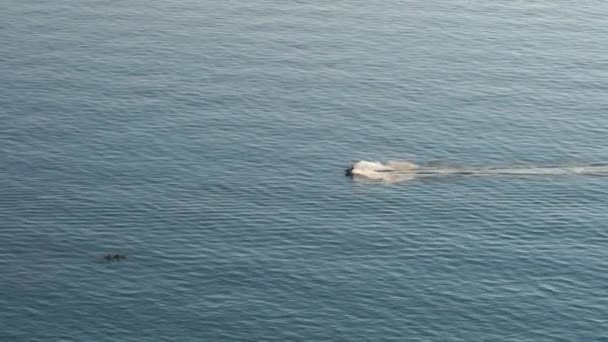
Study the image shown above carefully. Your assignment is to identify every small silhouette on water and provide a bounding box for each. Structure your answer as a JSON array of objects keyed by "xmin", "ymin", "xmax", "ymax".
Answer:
[{"xmin": 104, "ymin": 253, "xmax": 127, "ymax": 262}]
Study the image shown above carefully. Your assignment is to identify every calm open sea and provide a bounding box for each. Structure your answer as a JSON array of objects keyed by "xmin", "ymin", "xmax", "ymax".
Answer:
[{"xmin": 2, "ymin": 0, "xmax": 608, "ymax": 340}]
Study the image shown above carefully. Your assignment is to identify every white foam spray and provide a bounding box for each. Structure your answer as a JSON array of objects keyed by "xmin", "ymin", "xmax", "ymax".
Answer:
[{"xmin": 348, "ymin": 160, "xmax": 608, "ymax": 183}]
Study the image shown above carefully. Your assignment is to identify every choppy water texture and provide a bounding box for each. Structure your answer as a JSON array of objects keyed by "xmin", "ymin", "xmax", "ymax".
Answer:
[{"xmin": 2, "ymin": 0, "xmax": 608, "ymax": 341}]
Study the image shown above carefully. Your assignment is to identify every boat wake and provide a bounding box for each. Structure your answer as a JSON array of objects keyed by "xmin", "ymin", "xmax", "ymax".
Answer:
[{"xmin": 346, "ymin": 160, "xmax": 608, "ymax": 183}]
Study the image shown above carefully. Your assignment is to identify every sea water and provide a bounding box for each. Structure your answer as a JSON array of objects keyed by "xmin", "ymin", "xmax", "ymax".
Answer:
[{"xmin": 2, "ymin": 0, "xmax": 608, "ymax": 340}]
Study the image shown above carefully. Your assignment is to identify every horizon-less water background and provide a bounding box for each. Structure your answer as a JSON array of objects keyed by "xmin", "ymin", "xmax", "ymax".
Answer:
[{"xmin": 3, "ymin": 0, "xmax": 608, "ymax": 340}]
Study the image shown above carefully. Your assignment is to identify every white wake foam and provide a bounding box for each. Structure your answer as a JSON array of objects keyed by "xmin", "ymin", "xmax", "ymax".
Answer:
[{"xmin": 349, "ymin": 160, "xmax": 608, "ymax": 183}]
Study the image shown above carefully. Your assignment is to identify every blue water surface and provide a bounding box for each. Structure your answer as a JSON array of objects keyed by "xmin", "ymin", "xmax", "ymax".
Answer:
[{"xmin": 2, "ymin": 0, "xmax": 608, "ymax": 340}]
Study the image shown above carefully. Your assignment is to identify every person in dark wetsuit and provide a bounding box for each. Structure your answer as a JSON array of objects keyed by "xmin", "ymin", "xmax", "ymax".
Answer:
[{"xmin": 345, "ymin": 165, "xmax": 354, "ymax": 176}]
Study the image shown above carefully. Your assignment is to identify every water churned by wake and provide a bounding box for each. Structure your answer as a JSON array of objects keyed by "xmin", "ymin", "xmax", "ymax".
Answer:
[{"xmin": 347, "ymin": 160, "xmax": 608, "ymax": 183}]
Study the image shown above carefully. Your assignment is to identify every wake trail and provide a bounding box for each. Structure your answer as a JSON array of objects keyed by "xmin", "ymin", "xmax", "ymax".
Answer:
[{"xmin": 347, "ymin": 160, "xmax": 608, "ymax": 183}]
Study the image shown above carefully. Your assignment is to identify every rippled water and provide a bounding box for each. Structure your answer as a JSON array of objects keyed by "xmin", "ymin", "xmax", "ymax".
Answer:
[{"xmin": 3, "ymin": 0, "xmax": 608, "ymax": 340}]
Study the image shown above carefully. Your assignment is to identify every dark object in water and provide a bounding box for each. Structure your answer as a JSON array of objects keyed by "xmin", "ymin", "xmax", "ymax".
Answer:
[
  {"xmin": 345, "ymin": 165, "xmax": 354, "ymax": 177},
  {"xmin": 104, "ymin": 253, "xmax": 127, "ymax": 262}
]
